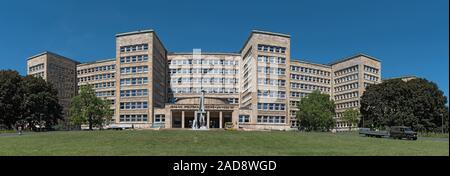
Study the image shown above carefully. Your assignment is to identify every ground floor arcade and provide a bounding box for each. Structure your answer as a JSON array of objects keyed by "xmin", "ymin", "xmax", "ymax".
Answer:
[{"xmin": 169, "ymin": 110, "xmax": 233, "ymax": 129}]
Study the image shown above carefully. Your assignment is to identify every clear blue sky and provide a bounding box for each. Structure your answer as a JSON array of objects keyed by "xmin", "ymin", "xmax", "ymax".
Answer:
[{"xmin": 0, "ymin": 0, "xmax": 448, "ymax": 99}]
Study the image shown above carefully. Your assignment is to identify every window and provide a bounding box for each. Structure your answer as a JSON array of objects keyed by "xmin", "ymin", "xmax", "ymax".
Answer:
[
  {"xmin": 257, "ymin": 116, "xmax": 286, "ymax": 124},
  {"xmin": 120, "ymin": 55, "xmax": 149, "ymax": 63},
  {"xmin": 120, "ymin": 115, "xmax": 148, "ymax": 122},
  {"xmin": 29, "ymin": 63, "xmax": 45, "ymax": 72},
  {"xmin": 257, "ymin": 103, "xmax": 286, "ymax": 111},
  {"xmin": 120, "ymin": 89, "xmax": 148, "ymax": 97},
  {"xmin": 120, "ymin": 77, "xmax": 148, "ymax": 86},
  {"xmin": 239, "ymin": 115, "xmax": 250, "ymax": 123},
  {"xmin": 120, "ymin": 44, "xmax": 149, "ymax": 53},
  {"xmin": 121, "ymin": 66, "xmax": 149, "ymax": 74},
  {"xmin": 155, "ymin": 115, "xmax": 165, "ymax": 124},
  {"xmin": 120, "ymin": 102, "xmax": 148, "ymax": 110},
  {"xmin": 257, "ymin": 45, "xmax": 286, "ymax": 54}
]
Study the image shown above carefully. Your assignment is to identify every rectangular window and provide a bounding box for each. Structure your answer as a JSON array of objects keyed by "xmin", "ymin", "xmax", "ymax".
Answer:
[
  {"xmin": 239, "ymin": 115, "xmax": 250, "ymax": 123},
  {"xmin": 155, "ymin": 115, "xmax": 165, "ymax": 124}
]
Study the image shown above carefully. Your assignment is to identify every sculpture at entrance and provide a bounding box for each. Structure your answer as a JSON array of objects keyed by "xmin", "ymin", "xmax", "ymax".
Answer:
[{"xmin": 193, "ymin": 90, "xmax": 208, "ymax": 130}]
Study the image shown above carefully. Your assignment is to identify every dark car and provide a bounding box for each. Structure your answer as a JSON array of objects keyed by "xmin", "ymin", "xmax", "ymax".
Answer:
[{"xmin": 389, "ymin": 126, "xmax": 417, "ymax": 140}]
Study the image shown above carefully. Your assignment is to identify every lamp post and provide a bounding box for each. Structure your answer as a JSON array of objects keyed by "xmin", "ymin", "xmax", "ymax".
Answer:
[
  {"xmin": 362, "ymin": 115, "xmax": 364, "ymax": 128},
  {"xmin": 442, "ymin": 112, "xmax": 444, "ymax": 134}
]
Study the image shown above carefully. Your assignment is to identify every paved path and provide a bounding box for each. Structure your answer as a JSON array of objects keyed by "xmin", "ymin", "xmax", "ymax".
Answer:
[
  {"xmin": 2, "ymin": 131, "xmax": 448, "ymax": 142},
  {"xmin": 0, "ymin": 133, "xmax": 23, "ymax": 137}
]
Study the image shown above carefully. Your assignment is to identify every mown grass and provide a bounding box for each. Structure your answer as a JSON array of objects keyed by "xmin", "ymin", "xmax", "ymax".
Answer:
[
  {"xmin": 418, "ymin": 133, "xmax": 449, "ymax": 138},
  {"xmin": 0, "ymin": 130, "xmax": 15, "ymax": 134},
  {"xmin": 0, "ymin": 130, "xmax": 448, "ymax": 156}
]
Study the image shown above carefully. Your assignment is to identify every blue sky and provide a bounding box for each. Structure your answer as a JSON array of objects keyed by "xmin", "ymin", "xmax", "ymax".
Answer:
[{"xmin": 0, "ymin": 0, "xmax": 448, "ymax": 98}]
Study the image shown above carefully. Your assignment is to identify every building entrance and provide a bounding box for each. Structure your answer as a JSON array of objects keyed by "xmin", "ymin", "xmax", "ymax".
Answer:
[{"xmin": 171, "ymin": 110, "xmax": 233, "ymax": 129}]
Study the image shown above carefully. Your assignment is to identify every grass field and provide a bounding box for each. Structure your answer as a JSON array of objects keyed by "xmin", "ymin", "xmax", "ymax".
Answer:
[{"xmin": 0, "ymin": 130, "xmax": 448, "ymax": 156}]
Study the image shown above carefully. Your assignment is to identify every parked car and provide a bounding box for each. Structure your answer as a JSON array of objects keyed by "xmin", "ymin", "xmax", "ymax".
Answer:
[
  {"xmin": 358, "ymin": 128, "xmax": 389, "ymax": 138},
  {"xmin": 389, "ymin": 126, "xmax": 417, "ymax": 140},
  {"xmin": 359, "ymin": 126, "xmax": 417, "ymax": 140}
]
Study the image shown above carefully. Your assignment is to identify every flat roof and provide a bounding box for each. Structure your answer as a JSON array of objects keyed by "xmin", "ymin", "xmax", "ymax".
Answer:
[
  {"xmin": 115, "ymin": 29, "xmax": 154, "ymax": 37},
  {"xmin": 27, "ymin": 51, "xmax": 80, "ymax": 64},
  {"xmin": 383, "ymin": 75, "xmax": 418, "ymax": 81},
  {"xmin": 116, "ymin": 29, "xmax": 168, "ymax": 54},
  {"xmin": 168, "ymin": 52, "xmax": 241, "ymax": 56},
  {"xmin": 252, "ymin": 30, "xmax": 291, "ymax": 38},
  {"xmin": 77, "ymin": 58, "xmax": 116, "ymax": 66},
  {"xmin": 328, "ymin": 53, "xmax": 381, "ymax": 66},
  {"xmin": 291, "ymin": 59, "xmax": 332, "ymax": 68},
  {"xmin": 240, "ymin": 30, "xmax": 291, "ymax": 53}
]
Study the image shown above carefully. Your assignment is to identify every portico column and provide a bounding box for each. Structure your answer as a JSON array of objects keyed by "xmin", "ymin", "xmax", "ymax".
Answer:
[
  {"xmin": 219, "ymin": 111, "xmax": 223, "ymax": 129},
  {"xmin": 168, "ymin": 110, "xmax": 172, "ymax": 128},
  {"xmin": 181, "ymin": 111, "xmax": 185, "ymax": 129},
  {"xmin": 207, "ymin": 111, "xmax": 210, "ymax": 128}
]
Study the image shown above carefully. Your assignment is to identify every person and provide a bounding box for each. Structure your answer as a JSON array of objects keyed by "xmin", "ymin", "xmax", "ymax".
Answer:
[{"xmin": 18, "ymin": 126, "xmax": 23, "ymax": 135}]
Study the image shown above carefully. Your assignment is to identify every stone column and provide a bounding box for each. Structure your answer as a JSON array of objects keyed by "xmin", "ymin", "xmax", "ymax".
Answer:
[
  {"xmin": 181, "ymin": 111, "xmax": 185, "ymax": 129},
  {"xmin": 207, "ymin": 111, "xmax": 210, "ymax": 128},
  {"xmin": 219, "ymin": 111, "xmax": 223, "ymax": 129},
  {"xmin": 167, "ymin": 110, "xmax": 172, "ymax": 128},
  {"xmin": 232, "ymin": 110, "xmax": 239, "ymax": 129}
]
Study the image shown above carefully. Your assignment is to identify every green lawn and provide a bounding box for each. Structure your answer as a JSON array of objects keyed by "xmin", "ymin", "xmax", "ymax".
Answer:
[{"xmin": 0, "ymin": 130, "xmax": 448, "ymax": 156}]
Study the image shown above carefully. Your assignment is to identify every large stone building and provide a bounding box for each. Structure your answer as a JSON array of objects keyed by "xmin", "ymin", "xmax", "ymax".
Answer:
[
  {"xmin": 27, "ymin": 52, "xmax": 80, "ymax": 128},
  {"xmin": 26, "ymin": 29, "xmax": 382, "ymax": 130}
]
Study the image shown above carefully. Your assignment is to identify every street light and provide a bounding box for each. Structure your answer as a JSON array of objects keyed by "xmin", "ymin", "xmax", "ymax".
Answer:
[
  {"xmin": 362, "ymin": 114, "xmax": 365, "ymax": 128},
  {"xmin": 442, "ymin": 112, "xmax": 444, "ymax": 134}
]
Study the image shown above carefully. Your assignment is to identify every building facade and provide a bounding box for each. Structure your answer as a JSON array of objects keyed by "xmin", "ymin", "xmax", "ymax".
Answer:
[
  {"xmin": 27, "ymin": 52, "xmax": 80, "ymax": 128},
  {"xmin": 27, "ymin": 29, "xmax": 382, "ymax": 130}
]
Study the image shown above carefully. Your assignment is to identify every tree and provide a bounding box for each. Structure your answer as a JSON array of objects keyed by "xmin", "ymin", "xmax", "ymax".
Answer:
[
  {"xmin": 69, "ymin": 85, "xmax": 113, "ymax": 130},
  {"xmin": 360, "ymin": 78, "xmax": 448, "ymax": 133},
  {"xmin": 297, "ymin": 91, "xmax": 336, "ymax": 132},
  {"xmin": 21, "ymin": 76, "xmax": 63, "ymax": 131},
  {"xmin": 341, "ymin": 108, "xmax": 360, "ymax": 131},
  {"xmin": 0, "ymin": 70, "xmax": 24, "ymax": 129}
]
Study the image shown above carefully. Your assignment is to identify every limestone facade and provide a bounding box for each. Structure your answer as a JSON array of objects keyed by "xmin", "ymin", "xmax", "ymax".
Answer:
[
  {"xmin": 26, "ymin": 30, "xmax": 381, "ymax": 130},
  {"xmin": 27, "ymin": 52, "xmax": 79, "ymax": 129}
]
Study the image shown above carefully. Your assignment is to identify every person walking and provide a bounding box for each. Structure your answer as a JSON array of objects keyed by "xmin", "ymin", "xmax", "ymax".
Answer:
[{"xmin": 18, "ymin": 125, "xmax": 23, "ymax": 135}]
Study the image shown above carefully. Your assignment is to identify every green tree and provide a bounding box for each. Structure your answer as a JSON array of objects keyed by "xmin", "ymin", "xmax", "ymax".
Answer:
[
  {"xmin": 360, "ymin": 78, "xmax": 448, "ymax": 132},
  {"xmin": 297, "ymin": 91, "xmax": 336, "ymax": 132},
  {"xmin": 341, "ymin": 108, "xmax": 360, "ymax": 131},
  {"xmin": 0, "ymin": 70, "xmax": 24, "ymax": 129},
  {"xmin": 69, "ymin": 85, "xmax": 113, "ymax": 130},
  {"xmin": 21, "ymin": 76, "xmax": 63, "ymax": 131}
]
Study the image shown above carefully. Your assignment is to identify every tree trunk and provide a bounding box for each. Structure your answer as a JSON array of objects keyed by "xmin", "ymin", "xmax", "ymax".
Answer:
[{"xmin": 89, "ymin": 116, "xmax": 93, "ymax": 131}]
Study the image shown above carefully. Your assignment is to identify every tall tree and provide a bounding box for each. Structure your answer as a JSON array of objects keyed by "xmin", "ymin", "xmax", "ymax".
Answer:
[
  {"xmin": 21, "ymin": 76, "xmax": 62, "ymax": 131},
  {"xmin": 360, "ymin": 78, "xmax": 448, "ymax": 132},
  {"xmin": 0, "ymin": 70, "xmax": 24, "ymax": 129},
  {"xmin": 69, "ymin": 85, "xmax": 113, "ymax": 130},
  {"xmin": 341, "ymin": 108, "xmax": 360, "ymax": 131},
  {"xmin": 297, "ymin": 91, "xmax": 336, "ymax": 132}
]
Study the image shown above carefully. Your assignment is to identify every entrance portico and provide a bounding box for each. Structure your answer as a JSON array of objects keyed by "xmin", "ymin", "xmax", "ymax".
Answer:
[
  {"xmin": 171, "ymin": 110, "xmax": 233, "ymax": 129},
  {"xmin": 162, "ymin": 96, "xmax": 238, "ymax": 129}
]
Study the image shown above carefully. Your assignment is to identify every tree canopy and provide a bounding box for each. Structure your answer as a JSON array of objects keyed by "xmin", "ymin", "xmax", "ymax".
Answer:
[
  {"xmin": 297, "ymin": 91, "xmax": 336, "ymax": 132},
  {"xmin": 360, "ymin": 78, "xmax": 449, "ymax": 132},
  {"xmin": 0, "ymin": 70, "xmax": 24, "ymax": 129},
  {"xmin": 341, "ymin": 108, "xmax": 360, "ymax": 131},
  {"xmin": 1, "ymin": 70, "xmax": 62, "ymax": 130},
  {"xmin": 21, "ymin": 76, "xmax": 63, "ymax": 131},
  {"xmin": 69, "ymin": 84, "xmax": 113, "ymax": 130}
]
